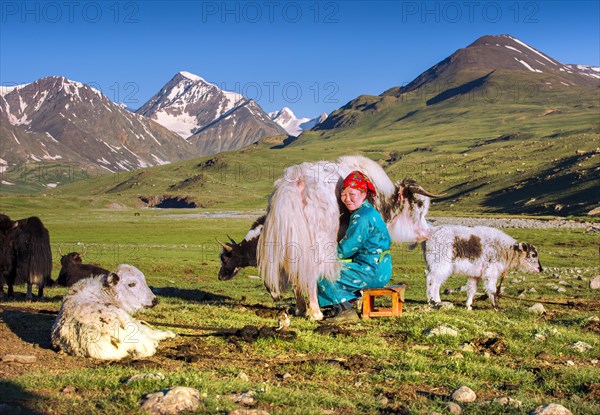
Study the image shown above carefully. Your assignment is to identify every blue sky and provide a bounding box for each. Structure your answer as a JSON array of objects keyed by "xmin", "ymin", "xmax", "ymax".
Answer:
[{"xmin": 1, "ymin": 1, "xmax": 599, "ymax": 118}]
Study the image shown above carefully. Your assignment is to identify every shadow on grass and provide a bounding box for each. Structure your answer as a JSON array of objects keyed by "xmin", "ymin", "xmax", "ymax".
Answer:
[
  {"xmin": 484, "ymin": 154, "xmax": 599, "ymax": 215},
  {"xmin": 151, "ymin": 287, "xmax": 232, "ymax": 304},
  {"xmin": 426, "ymin": 71, "xmax": 494, "ymax": 106},
  {"xmin": 1, "ymin": 310, "xmax": 55, "ymax": 349},
  {"xmin": 0, "ymin": 380, "xmax": 47, "ymax": 415}
]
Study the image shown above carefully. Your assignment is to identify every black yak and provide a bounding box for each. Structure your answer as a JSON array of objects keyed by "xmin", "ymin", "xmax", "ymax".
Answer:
[
  {"xmin": 57, "ymin": 251, "xmax": 109, "ymax": 286},
  {"xmin": 0, "ymin": 214, "xmax": 18, "ymax": 298},
  {"xmin": 0, "ymin": 214, "xmax": 53, "ymax": 300}
]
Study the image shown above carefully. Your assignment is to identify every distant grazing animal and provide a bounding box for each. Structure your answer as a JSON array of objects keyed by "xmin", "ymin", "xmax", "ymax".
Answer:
[
  {"xmin": 423, "ymin": 225, "xmax": 543, "ymax": 310},
  {"xmin": 57, "ymin": 250, "xmax": 110, "ymax": 287},
  {"xmin": 0, "ymin": 214, "xmax": 53, "ymax": 300},
  {"xmin": 257, "ymin": 155, "xmax": 443, "ymax": 320},
  {"xmin": 51, "ymin": 264, "xmax": 175, "ymax": 360}
]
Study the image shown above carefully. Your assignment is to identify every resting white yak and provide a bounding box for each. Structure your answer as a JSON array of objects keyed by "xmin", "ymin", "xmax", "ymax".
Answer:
[
  {"xmin": 423, "ymin": 225, "xmax": 543, "ymax": 310},
  {"xmin": 51, "ymin": 264, "xmax": 175, "ymax": 360},
  {"xmin": 257, "ymin": 155, "xmax": 442, "ymax": 320}
]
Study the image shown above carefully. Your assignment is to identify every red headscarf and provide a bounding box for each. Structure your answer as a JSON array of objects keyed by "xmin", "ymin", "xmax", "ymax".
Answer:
[{"xmin": 342, "ymin": 171, "xmax": 376, "ymax": 195}]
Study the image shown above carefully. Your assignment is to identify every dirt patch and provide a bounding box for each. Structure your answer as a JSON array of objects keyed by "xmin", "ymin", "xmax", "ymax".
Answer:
[
  {"xmin": 471, "ymin": 337, "xmax": 508, "ymax": 355},
  {"xmin": 313, "ymin": 325, "xmax": 367, "ymax": 338},
  {"xmin": 0, "ymin": 308, "xmax": 92, "ymax": 379},
  {"xmin": 582, "ymin": 319, "xmax": 600, "ymax": 333}
]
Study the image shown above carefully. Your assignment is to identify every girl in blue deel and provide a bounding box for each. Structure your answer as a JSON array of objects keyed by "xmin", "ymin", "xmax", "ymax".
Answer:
[{"xmin": 318, "ymin": 170, "xmax": 392, "ymax": 323}]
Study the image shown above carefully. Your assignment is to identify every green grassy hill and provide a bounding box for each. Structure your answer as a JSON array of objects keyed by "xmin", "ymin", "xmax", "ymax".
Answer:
[{"xmin": 12, "ymin": 69, "xmax": 594, "ymax": 217}]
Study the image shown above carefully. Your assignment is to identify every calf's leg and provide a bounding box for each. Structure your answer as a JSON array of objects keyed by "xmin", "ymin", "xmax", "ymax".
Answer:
[{"xmin": 465, "ymin": 277, "xmax": 478, "ymax": 311}]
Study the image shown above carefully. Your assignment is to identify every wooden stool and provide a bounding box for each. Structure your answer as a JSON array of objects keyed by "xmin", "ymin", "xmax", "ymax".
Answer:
[{"xmin": 361, "ymin": 284, "xmax": 406, "ymax": 319}]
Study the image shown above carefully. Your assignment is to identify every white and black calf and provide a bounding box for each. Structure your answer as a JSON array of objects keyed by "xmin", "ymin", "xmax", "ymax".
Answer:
[
  {"xmin": 51, "ymin": 264, "xmax": 175, "ymax": 360},
  {"xmin": 423, "ymin": 225, "xmax": 542, "ymax": 310}
]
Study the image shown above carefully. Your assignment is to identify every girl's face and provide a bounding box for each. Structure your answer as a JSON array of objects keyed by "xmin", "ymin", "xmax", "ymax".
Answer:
[{"xmin": 341, "ymin": 187, "xmax": 367, "ymax": 211}]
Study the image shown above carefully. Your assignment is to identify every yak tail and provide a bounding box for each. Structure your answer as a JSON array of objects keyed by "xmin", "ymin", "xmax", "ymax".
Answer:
[{"xmin": 258, "ymin": 162, "xmax": 341, "ymax": 299}]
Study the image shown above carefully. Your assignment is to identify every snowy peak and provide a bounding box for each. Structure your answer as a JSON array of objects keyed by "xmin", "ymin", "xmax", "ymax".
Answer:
[
  {"xmin": 0, "ymin": 75, "xmax": 191, "ymax": 174},
  {"xmin": 136, "ymin": 71, "xmax": 286, "ymax": 155},
  {"xmin": 269, "ymin": 107, "xmax": 328, "ymax": 136},
  {"xmin": 466, "ymin": 35, "xmax": 599, "ymax": 83},
  {"xmin": 397, "ymin": 34, "xmax": 599, "ymax": 95}
]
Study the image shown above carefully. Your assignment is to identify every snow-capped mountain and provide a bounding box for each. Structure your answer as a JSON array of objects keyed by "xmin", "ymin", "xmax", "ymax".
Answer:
[
  {"xmin": 136, "ymin": 72, "xmax": 286, "ymax": 154},
  {"xmin": 268, "ymin": 107, "xmax": 328, "ymax": 136},
  {"xmin": 0, "ymin": 76, "xmax": 192, "ymax": 174},
  {"xmin": 318, "ymin": 35, "xmax": 599, "ymax": 132},
  {"xmin": 396, "ymin": 34, "xmax": 599, "ymax": 95}
]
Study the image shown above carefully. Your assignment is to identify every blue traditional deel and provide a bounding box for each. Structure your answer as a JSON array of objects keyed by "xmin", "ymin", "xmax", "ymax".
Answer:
[{"xmin": 317, "ymin": 199, "xmax": 392, "ymax": 307}]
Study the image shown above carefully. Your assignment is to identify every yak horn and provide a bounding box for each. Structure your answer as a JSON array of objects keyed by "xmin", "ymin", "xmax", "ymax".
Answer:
[
  {"xmin": 409, "ymin": 185, "xmax": 446, "ymax": 198},
  {"xmin": 215, "ymin": 238, "xmax": 233, "ymax": 252},
  {"xmin": 58, "ymin": 245, "xmax": 64, "ymax": 257},
  {"xmin": 227, "ymin": 234, "xmax": 238, "ymax": 245},
  {"xmin": 401, "ymin": 178, "xmax": 446, "ymax": 198},
  {"xmin": 80, "ymin": 245, "xmax": 88, "ymax": 258}
]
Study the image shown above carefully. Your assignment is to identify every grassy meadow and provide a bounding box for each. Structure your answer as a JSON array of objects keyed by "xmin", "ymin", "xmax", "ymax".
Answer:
[{"xmin": 0, "ymin": 203, "xmax": 598, "ymax": 415}]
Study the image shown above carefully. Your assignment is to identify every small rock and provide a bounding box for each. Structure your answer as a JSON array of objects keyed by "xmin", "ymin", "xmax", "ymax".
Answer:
[
  {"xmin": 231, "ymin": 391, "xmax": 256, "ymax": 406},
  {"xmin": 451, "ymin": 386, "xmax": 477, "ymax": 403},
  {"xmin": 558, "ymin": 280, "xmax": 568, "ymax": 286},
  {"xmin": 444, "ymin": 350, "xmax": 464, "ymax": 359},
  {"xmin": 460, "ymin": 343, "xmax": 475, "ymax": 353},
  {"xmin": 433, "ymin": 301, "xmax": 454, "ymax": 310},
  {"xmin": 570, "ymin": 341, "xmax": 593, "ymax": 353},
  {"xmin": 423, "ymin": 325, "xmax": 458, "ymax": 337},
  {"xmin": 282, "ymin": 373, "xmax": 292, "ymax": 380},
  {"xmin": 557, "ymin": 287, "xmax": 566, "ymax": 293},
  {"xmin": 141, "ymin": 387, "xmax": 202, "ymax": 415},
  {"xmin": 238, "ymin": 372, "xmax": 249, "ymax": 382},
  {"xmin": 492, "ymin": 396, "xmax": 522, "ymax": 408},
  {"xmin": 61, "ymin": 386, "xmax": 76, "ymax": 394},
  {"xmin": 530, "ymin": 403, "xmax": 573, "ymax": 415},
  {"xmin": 228, "ymin": 410, "xmax": 270, "ymax": 415},
  {"xmin": 443, "ymin": 288, "xmax": 455, "ymax": 294},
  {"xmin": 565, "ymin": 360, "xmax": 575, "ymax": 366},
  {"xmin": 528, "ymin": 303, "xmax": 546, "ymax": 314},
  {"xmin": 126, "ymin": 372, "xmax": 165, "ymax": 385},
  {"xmin": 377, "ymin": 395, "xmax": 389, "ymax": 405},
  {"xmin": 528, "ymin": 287, "xmax": 538, "ymax": 293},
  {"xmin": 591, "ymin": 359, "xmax": 598, "ymax": 364},
  {"xmin": 1, "ymin": 354, "xmax": 37, "ymax": 364},
  {"xmin": 445, "ymin": 402, "xmax": 462, "ymax": 414},
  {"xmin": 590, "ymin": 276, "xmax": 600, "ymax": 290},
  {"xmin": 536, "ymin": 352, "xmax": 552, "ymax": 361}
]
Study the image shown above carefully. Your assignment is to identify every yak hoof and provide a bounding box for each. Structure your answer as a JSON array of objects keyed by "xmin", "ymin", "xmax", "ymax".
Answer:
[{"xmin": 306, "ymin": 310, "xmax": 324, "ymax": 321}]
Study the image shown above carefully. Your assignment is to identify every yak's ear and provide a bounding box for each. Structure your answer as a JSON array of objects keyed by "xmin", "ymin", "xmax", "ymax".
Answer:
[
  {"xmin": 512, "ymin": 244, "xmax": 520, "ymax": 251},
  {"xmin": 103, "ymin": 272, "xmax": 120, "ymax": 287}
]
